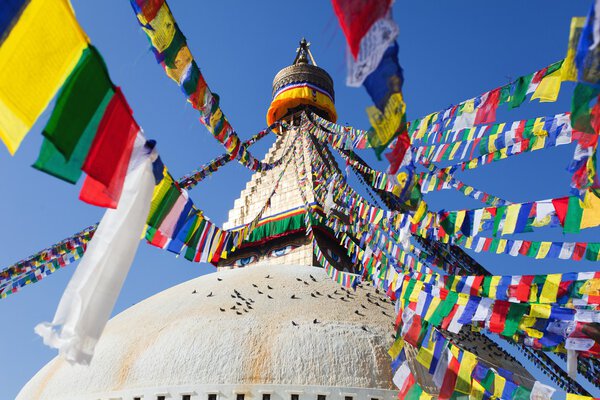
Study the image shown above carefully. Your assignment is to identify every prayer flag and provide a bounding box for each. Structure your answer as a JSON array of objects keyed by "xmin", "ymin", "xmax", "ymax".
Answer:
[
  {"xmin": 42, "ymin": 46, "xmax": 113, "ymax": 159},
  {"xmin": 330, "ymin": 0, "xmax": 393, "ymax": 59},
  {"xmin": 33, "ymin": 91, "xmax": 113, "ymax": 183},
  {"xmin": 80, "ymin": 88, "xmax": 139, "ymax": 208},
  {"xmin": 34, "ymin": 46, "xmax": 115, "ymax": 183},
  {"xmin": 364, "ymin": 42, "xmax": 408, "ymax": 158},
  {"xmin": 439, "ymin": 352, "xmax": 461, "ymax": 399},
  {"xmin": 531, "ymin": 60, "xmax": 564, "ymax": 103},
  {"xmin": 0, "ymin": 0, "xmax": 88, "ymax": 154},
  {"xmin": 35, "ymin": 136, "xmax": 156, "ymax": 364},
  {"xmin": 576, "ymin": 1, "xmax": 600, "ymax": 87},
  {"xmin": 563, "ymin": 17, "xmax": 587, "ymax": 82}
]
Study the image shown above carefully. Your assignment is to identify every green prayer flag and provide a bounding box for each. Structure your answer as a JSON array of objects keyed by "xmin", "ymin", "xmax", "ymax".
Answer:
[
  {"xmin": 493, "ymin": 206, "xmax": 507, "ymax": 237},
  {"xmin": 499, "ymin": 84, "xmax": 512, "ymax": 104},
  {"xmin": 585, "ymin": 242, "xmax": 600, "ymax": 261},
  {"xmin": 33, "ymin": 90, "xmax": 114, "ymax": 183},
  {"xmin": 509, "ymin": 73, "xmax": 533, "ymax": 109},
  {"xmin": 184, "ymin": 218, "xmax": 207, "ymax": 261},
  {"xmin": 405, "ymin": 384, "xmax": 423, "ymax": 400},
  {"xmin": 43, "ymin": 46, "xmax": 113, "ymax": 159},
  {"xmin": 501, "ymin": 303, "xmax": 529, "ymax": 336},
  {"xmin": 441, "ymin": 212, "xmax": 457, "ymax": 235},
  {"xmin": 521, "ymin": 119, "xmax": 536, "ymax": 140},
  {"xmin": 527, "ymin": 241, "xmax": 541, "ymax": 257},
  {"xmin": 571, "ymin": 83, "xmax": 600, "ymax": 134},
  {"xmin": 429, "ymin": 291, "xmax": 458, "ymax": 326},
  {"xmin": 481, "ymin": 276, "xmax": 492, "ymax": 298},
  {"xmin": 512, "ymin": 386, "xmax": 532, "ymax": 400},
  {"xmin": 480, "ymin": 369, "xmax": 495, "ymax": 394},
  {"xmin": 489, "ymin": 238, "xmax": 500, "ymax": 254},
  {"xmin": 564, "ymin": 196, "xmax": 584, "ymax": 234}
]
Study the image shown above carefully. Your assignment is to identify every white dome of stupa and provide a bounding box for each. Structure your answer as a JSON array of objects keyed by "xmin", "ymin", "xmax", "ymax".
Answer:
[{"xmin": 18, "ymin": 264, "xmax": 398, "ymax": 400}]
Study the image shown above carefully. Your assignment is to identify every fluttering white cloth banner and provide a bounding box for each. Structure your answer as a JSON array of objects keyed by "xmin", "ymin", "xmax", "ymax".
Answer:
[{"xmin": 35, "ymin": 135, "xmax": 156, "ymax": 364}]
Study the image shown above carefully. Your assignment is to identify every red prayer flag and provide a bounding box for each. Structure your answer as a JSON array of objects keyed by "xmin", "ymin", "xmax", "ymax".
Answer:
[
  {"xmin": 439, "ymin": 354, "xmax": 460, "ymax": 400},
  {"xmin": 573, "ymin": 243, "xmax": 587, "ymax": 261},
  {"xmin": 397, "ymin": 367, "xmax": 416, "ymax": 398},
  {"xmin": 80, "ymin": 88, "xmax": 139, "ymax": 208},
  {"xmin": 404, "ymin": 314, "xmax": 423, "ymax": 346},
  {"xmin": 489, "ymin": 300, "xmax": 510, "ymax": 333},
  {"xmin": 385, "ymin": 131, "xmax": 411, "ymax": 174},
  {"xmin": 515, "ymin": 276, "xmax": 534, "ymax": 302},
  {"xmin": 132, "ymin": 0, "xmax": 165, "ymax": 22},
  {"xmin": 330, "ymin": 0, "xmax": 393, "ymax": 59},
  {"xmin": 441, "ymin": 304, "xmax": 459, "ymax": 330},
  {"xmin": 552, "ymin": 197, "xmax": 570, "ymax": 226},
  {"xmin": 474, "ymin": 88, "xmax": 501, "ymax": 125}
]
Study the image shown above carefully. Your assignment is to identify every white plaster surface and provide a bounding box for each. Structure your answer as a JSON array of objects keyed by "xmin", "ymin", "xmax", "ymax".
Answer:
[{"xmin": 18, "ymin": 264, "xmax": 397, "ymax": 400}]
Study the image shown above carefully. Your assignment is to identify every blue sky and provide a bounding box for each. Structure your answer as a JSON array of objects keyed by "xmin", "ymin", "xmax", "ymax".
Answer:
[{"xmin": 0, "ymin": 1, "xmax": 598, "ymax": 398}]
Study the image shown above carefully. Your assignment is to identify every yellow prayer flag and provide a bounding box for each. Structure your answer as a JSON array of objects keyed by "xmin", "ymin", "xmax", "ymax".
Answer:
[
  {"xmin": 409, "ymin": 281, "xmax": 423, "ymax": 303},
  {"xmin": 563, "ymin": 18, "xmax": 586, "ymax": 82},
  {"xmin": 566, "ymin": 394, "xmax": 594, "ymax": 400},
  {"xmin": 496, "ymin": 239, "xmax": 507, "ymax": 254},
  {"xmin": 366, "ymin": 92, "xmax": 406, "ymax": 148},
  {"xmin": 581, "ymin": 191, "xmax": 600, "ymax": 230},
  {"xmin": 532, "ymin": 117, "xmax": 548, "ymax": 137},
  {"xmin": 464, "ymin": 236, "xmax": 474, "ymax": 248},
  {"xmin": 502, "ymin": 204, "xmax": 521, "ymax": 235},
  {"xmin": 0, "ymin": 0, "xmax": 88, "ymax": 154},
  {"xmin": 419, "ymin": 391, "xmax": 432, "ymax": 400},
  {"xmin": 454, "ymin": 211, "xmax": 466, "ymax": 235},
  {"xmin": 388, "ymin": 337, "xmax": 405, "ymax": 360},
  {"xmin": 449, "ymin": 142, "xmax": 461, "ymax": 160},
  {"xmin": 531, "ymin": 135, "xmax": 547, "ymax": 151},
  {"xmin": 470, "ymin": 379, "xmax": 485, "ymax": 400},
  {"xmin": 463, "ymin": 98, "xmax": 475, "ymax": 113},
  {"xmin": 488, "ymin": 276, "xmax": 502, "ymax": 299},
  {"xmin": 539, "ymin": 273, "xmax": 562, "ymax": 304},
  {"xmin": 455, "ymin": 350, "xmax": 477, "ymax": 394},
  {"xmin": 531, "ymin": 65, "xmax": 563, "ymax": 103},
  {"xmin": 416, "ymin": 335, "xmax": 435, "ymax": 369},
  {"xmin": 457, "ymin": 293, "xmax": 469, "ymax": 306},
  {"xmin": 487, "ymin": 133, "xmax": 499, "ymax": 153},
  {"xmin": 530, "ymin": 304, "xmax": 552, "ymax": 319},
  {"xmin": 493, "ymin": 374, "xmax": 506, "ymax": 399},
  {"xmin": 424, "ymin": 297, "xmax": 441, "ymax": 322},
  {"xmin": 535, "ymin": 242, "xmax": 552, "ymax": 259},
  {"xmin": 580, "ymin": 279, "xmax": 600, "ymax": 296},
  {"xmin": 140, "ymin": 3, "xmax": 176, "ymax": 52}
]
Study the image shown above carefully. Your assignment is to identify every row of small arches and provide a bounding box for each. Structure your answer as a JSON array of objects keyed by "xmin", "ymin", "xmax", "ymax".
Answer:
[{"xmin": 133, "ymin": 393, "xmax": 381, "ymax": 400}]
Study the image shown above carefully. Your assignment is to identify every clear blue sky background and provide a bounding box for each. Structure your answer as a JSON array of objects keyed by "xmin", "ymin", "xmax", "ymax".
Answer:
[{"xmin": 1, "ymin": 1, "xmax": 598, "ymax": 398}]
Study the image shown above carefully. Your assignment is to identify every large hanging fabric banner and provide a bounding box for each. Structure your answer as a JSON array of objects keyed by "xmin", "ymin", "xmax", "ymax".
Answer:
[
  {"xmin": 35, "ymin": 136, "xmax": 157, "ymax": 364},
  {"xmin": 129, "ymin": 0, "xmax": 276, "ymax": 172},
  {"xmin": 0, "ymin": 0, "xmax": 89, "ymax": 155}
]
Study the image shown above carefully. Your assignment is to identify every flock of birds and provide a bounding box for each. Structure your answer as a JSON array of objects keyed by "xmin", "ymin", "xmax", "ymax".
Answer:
[{"xmin": 189, "ymin": 272, "xmax": 397, "ymax": 338}]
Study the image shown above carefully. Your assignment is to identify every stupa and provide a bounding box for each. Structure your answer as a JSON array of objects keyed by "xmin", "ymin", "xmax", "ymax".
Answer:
[{"xmin": 21, "ymin": 39, "xmax": 585, "ymax": 400}]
